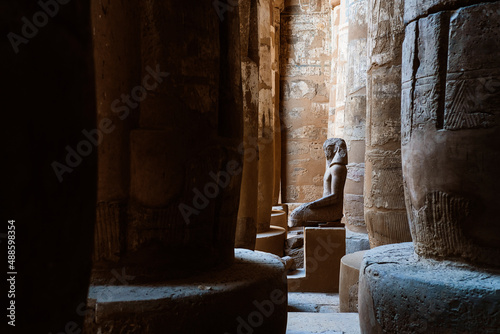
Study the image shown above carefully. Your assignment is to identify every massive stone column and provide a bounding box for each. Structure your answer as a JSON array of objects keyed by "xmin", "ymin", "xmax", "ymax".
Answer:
[
  {"xmin": 359, "ymin": 1, "xmax": 500, "ymax": 332},
  {"xmin": 91, "ymin": 0, "xmax": 244, "ymax": 282},
  {"xmin": 328, "ymin": 0, "xmax": 341, "ymax": 138},
  {"xmin": 257, "ymin": 0, "xmax": 276, "ymax": 233},
  {"xmin": 92, "ymin": 0, "xmax": 140, "ymax": 262},
  {"xmin": 343, "ymin": 0, "xmax": 367, "ymax": 233},
  {"xmin": 3, "ymin": 1, "xmax": 96, "ymax": 332},
  {"xmin": 236, "ymin": 0, "xmax": 259, "ymax": 250},
  {"xmin": 254, "ymin": 0, "xmax": 287, "ymax": 257},
  {"xmin": 401, "ymin": 0, "xmax": 500, "ymax": 268},
  {"xmin": 87, "ymin": 1, "xmax": 287, "ymax": 333},
  {"xmin": 332, "ymin": 0, "xmax": 348, "ymax": 139},
  {"xmin": 364, "ymin": 0, "xmax": 411, "ymax": 247},
  {"xmin": 272, "ymin": 0, "xmax": 285, "ymax": 205}
]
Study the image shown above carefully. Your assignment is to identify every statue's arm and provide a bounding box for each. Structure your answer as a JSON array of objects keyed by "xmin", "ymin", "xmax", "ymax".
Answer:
[{"xmin": 309, "ymin": 165, "xmax": 346, "ymax": 209}]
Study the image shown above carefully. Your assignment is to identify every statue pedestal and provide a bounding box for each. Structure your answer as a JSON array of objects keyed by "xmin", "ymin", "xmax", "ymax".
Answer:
[
  {"xmin": 288, "ymin": 227, "xmax": 345, "ymax": 293},
  {"xmin": 85, "ymin": 249, "xmax": 287, "ymax": 334},
  {"xmin": 359, "ymin": 243, "xmax": 500, "ymax": 333}
]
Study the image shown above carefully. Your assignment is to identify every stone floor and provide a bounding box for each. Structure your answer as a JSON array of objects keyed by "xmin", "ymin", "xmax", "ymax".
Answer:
[{"xmin": 287, "ymin": 293, "xmax": 360, "ymax": 334}]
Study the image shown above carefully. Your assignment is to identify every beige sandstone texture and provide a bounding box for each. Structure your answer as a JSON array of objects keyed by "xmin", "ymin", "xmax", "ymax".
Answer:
[
  {"xmin": 402, "ymin": 0, "xmax": 500, "ymax": 266},
  {"xmin": 288, "ymin": 227, "xmax": 346, "ymax": 293},
  {"xmin": 280, "ymin": 0, "xmax": 331, "ymax": 205},
  {"xmin": 364, "ymin": 0, "xmax": 412, "ymax": 247},
  {"xmin": 236, "ymin": 0, "xmax": 260, "ymax": 250},
  {"xmin": 339, "ymin": 250, "xmax": 366, "ymax": 313},
  {"xmin": 359, "ymin": 1, "xmax": 500, "ymax": 333},
  {"xmin": 342, "ymin": 0, "xmax": 367, "ymax": 233}
]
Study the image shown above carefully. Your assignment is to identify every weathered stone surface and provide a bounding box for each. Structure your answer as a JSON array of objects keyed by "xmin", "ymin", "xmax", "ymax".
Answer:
[
  {"xmin": 289, "ymin": 138, "xmax": 348, "ymax": 226},
  {"xmin": 91, "ymin": 0, "xmax": 141, "ymax": 265},
  {"xmin": 339, "ymin": 250, "xmax": 366, "ymax": 312},
  {"xmin": 257, "ymin": 0, "xmax": 276, "ymax": 233},
  {"xmin": 402, "ymin": 1, "xmax": 500, "ymax": 266},
  {"xmin": 237, "ymin": 0, "xmax": 260, "ymax": 249},
  {"xmin": 287, "ymin": 292, "xmax": 340, "ymax": 313},
  {"xmin": 273, "ymin": 1, "xmax": 284, "ymax": 206},
  {"xmin": 359, "ymin": 243, "xmax": 500, "ymax": 333},
  {"xmin": 286, "ymin": 246, "xmax": 306, "ymax": 269},
  {"xmin": 343, "ymin": 194, "xmax": 365, "ymax": 232},
  {"xmin": 340, "ymin": 0, "xmax": 368, "ymax": 232},
  {"xmin": 86, "ymin": 249, "xmax": 287, "ymax": 334},
  {"xmin": 288, "ymin": 227, "xmax": 346, "ymax": 293},
  {"xmin": 255, "ymin": 226, "xmax": 287, "ymax": 256},
  {"xmin": 282, "ymin": 255, "xmax": 297, "ymax": 272},
  {"xmin": 404, "ymin": 0, "xmax": 484, "ymax": 23},
  {"xmin": 287, "ymin": 313, "xmax": 361, "ymax": 334},
  {"xmin": 92, "ymin": 0, "xmax": 244, "ymax": 282},
  {"xmin": 345, "ymin": 229, "xmax": 370, "ymax": 254},
  {"xmin": 280, "ymin": 0, "xmax": 332, "ymax": 204},
  {"xmin": 287, "ymin": 235, "xmax": 305, "ymax": 249}
]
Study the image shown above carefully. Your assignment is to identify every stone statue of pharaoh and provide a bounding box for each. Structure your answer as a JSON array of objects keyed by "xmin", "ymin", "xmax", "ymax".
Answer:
[{"xmin": 289, "ymin": 138, "xmax": 348, "ymax": 227}]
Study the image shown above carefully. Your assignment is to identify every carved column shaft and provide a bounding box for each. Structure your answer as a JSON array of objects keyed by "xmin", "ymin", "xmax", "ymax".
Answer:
[
  {"xmin": 328, "ymin": 1, "xmax": 341, "ymax": 138},
  {"xmin": 343, "ymin": 0, "xmax": 368, "ymax": 233},
  {"xmin": 236, "ymin": 0, "xmax": 259, "ymax": 249},
  {"xmin": 272, "ymin": 0, "xmax": 284, "ymax": 205},
  {"xmin": 257, "ymin": 0, "xmax": 275, "ymax": 233},
  {"xmin": 92, "ymin": 0, "xmax": 141, "ymax": 262},
  {"xmin": 364, "ymin": 0, "xmax": 412, "ymax": 247},
  {"xmin": 92, "ymin": 0, "xmax": 244, "ymax": 281},
  {"xmin": 402, "ymin": 0, "xmax": 500, "ymax": 266}
]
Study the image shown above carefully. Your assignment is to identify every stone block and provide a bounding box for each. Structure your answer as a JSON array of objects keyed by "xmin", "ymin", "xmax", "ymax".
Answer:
[
  {"xmin": 86, "ymin": 249, "xmax": 288, "ymax": 334},
  {"xmin": 345, "ymin": 229, "xmax": 370, "ymax": 254},
  {"xmin": 359, "ymin": 243, "xmax": 500, "ymax": 333},
  {"xmin": 287, "ymin": 235, "xmax": 305, "ymax": 249},
  {"xmin": 402, "ymin": 1, "xmax": 500, "ymax": 266},
  {"xmin": 404, "ymin": 0, "xmax": 482, "ymax": 24},
  {"xmin": 288, "ymin": 227, "xmax": 346, "ymax": 293}
]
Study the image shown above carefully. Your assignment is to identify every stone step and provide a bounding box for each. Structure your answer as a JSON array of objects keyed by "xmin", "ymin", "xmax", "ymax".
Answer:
[
  {"xmin": 288, "ymin": 292, "xmax": 340, "ymax": 313},
  {"xmin": 287, "ymin": 312, "xmax": 361, "ymax": 334}
]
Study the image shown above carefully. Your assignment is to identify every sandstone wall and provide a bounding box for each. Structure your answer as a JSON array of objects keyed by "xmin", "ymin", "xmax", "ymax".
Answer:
[{"xmin": 280, "ymin": 0, "xmax": 331, "ymax": 204}]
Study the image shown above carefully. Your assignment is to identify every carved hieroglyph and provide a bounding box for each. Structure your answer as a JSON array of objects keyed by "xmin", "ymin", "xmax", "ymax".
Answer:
[
  {"xmin": 401, "ymin": 1, "xmax": 500, "ymax": 267},
  {"xmin": 364, "ymin": 0, "xmax": 412, "ymax": 247}
]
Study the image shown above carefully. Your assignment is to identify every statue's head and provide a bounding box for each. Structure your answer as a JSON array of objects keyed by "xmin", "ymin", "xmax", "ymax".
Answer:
[{"xmin": 323, "ymin": 138, "xmax": 348, "ymax": 165}]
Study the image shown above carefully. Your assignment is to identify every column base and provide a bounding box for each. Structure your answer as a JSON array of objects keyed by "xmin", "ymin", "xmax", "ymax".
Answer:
[
  {"xmin": 339, "ymin": 250, "xmax": 366, "ymax": 312},
  {"xmin": 271, "ymin": 210, "xmax": 288, "ymax": 231},
  {"xmin": 359, "ymin": 242, "xmax": 500, "ymax": 334},
  {"xmin": 256, "ymin": 226, "xmax": 287, "ymax": 256},
  {"xmin": 85, "ymin": 249, "xmax": 287, "ymax": 334}
]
